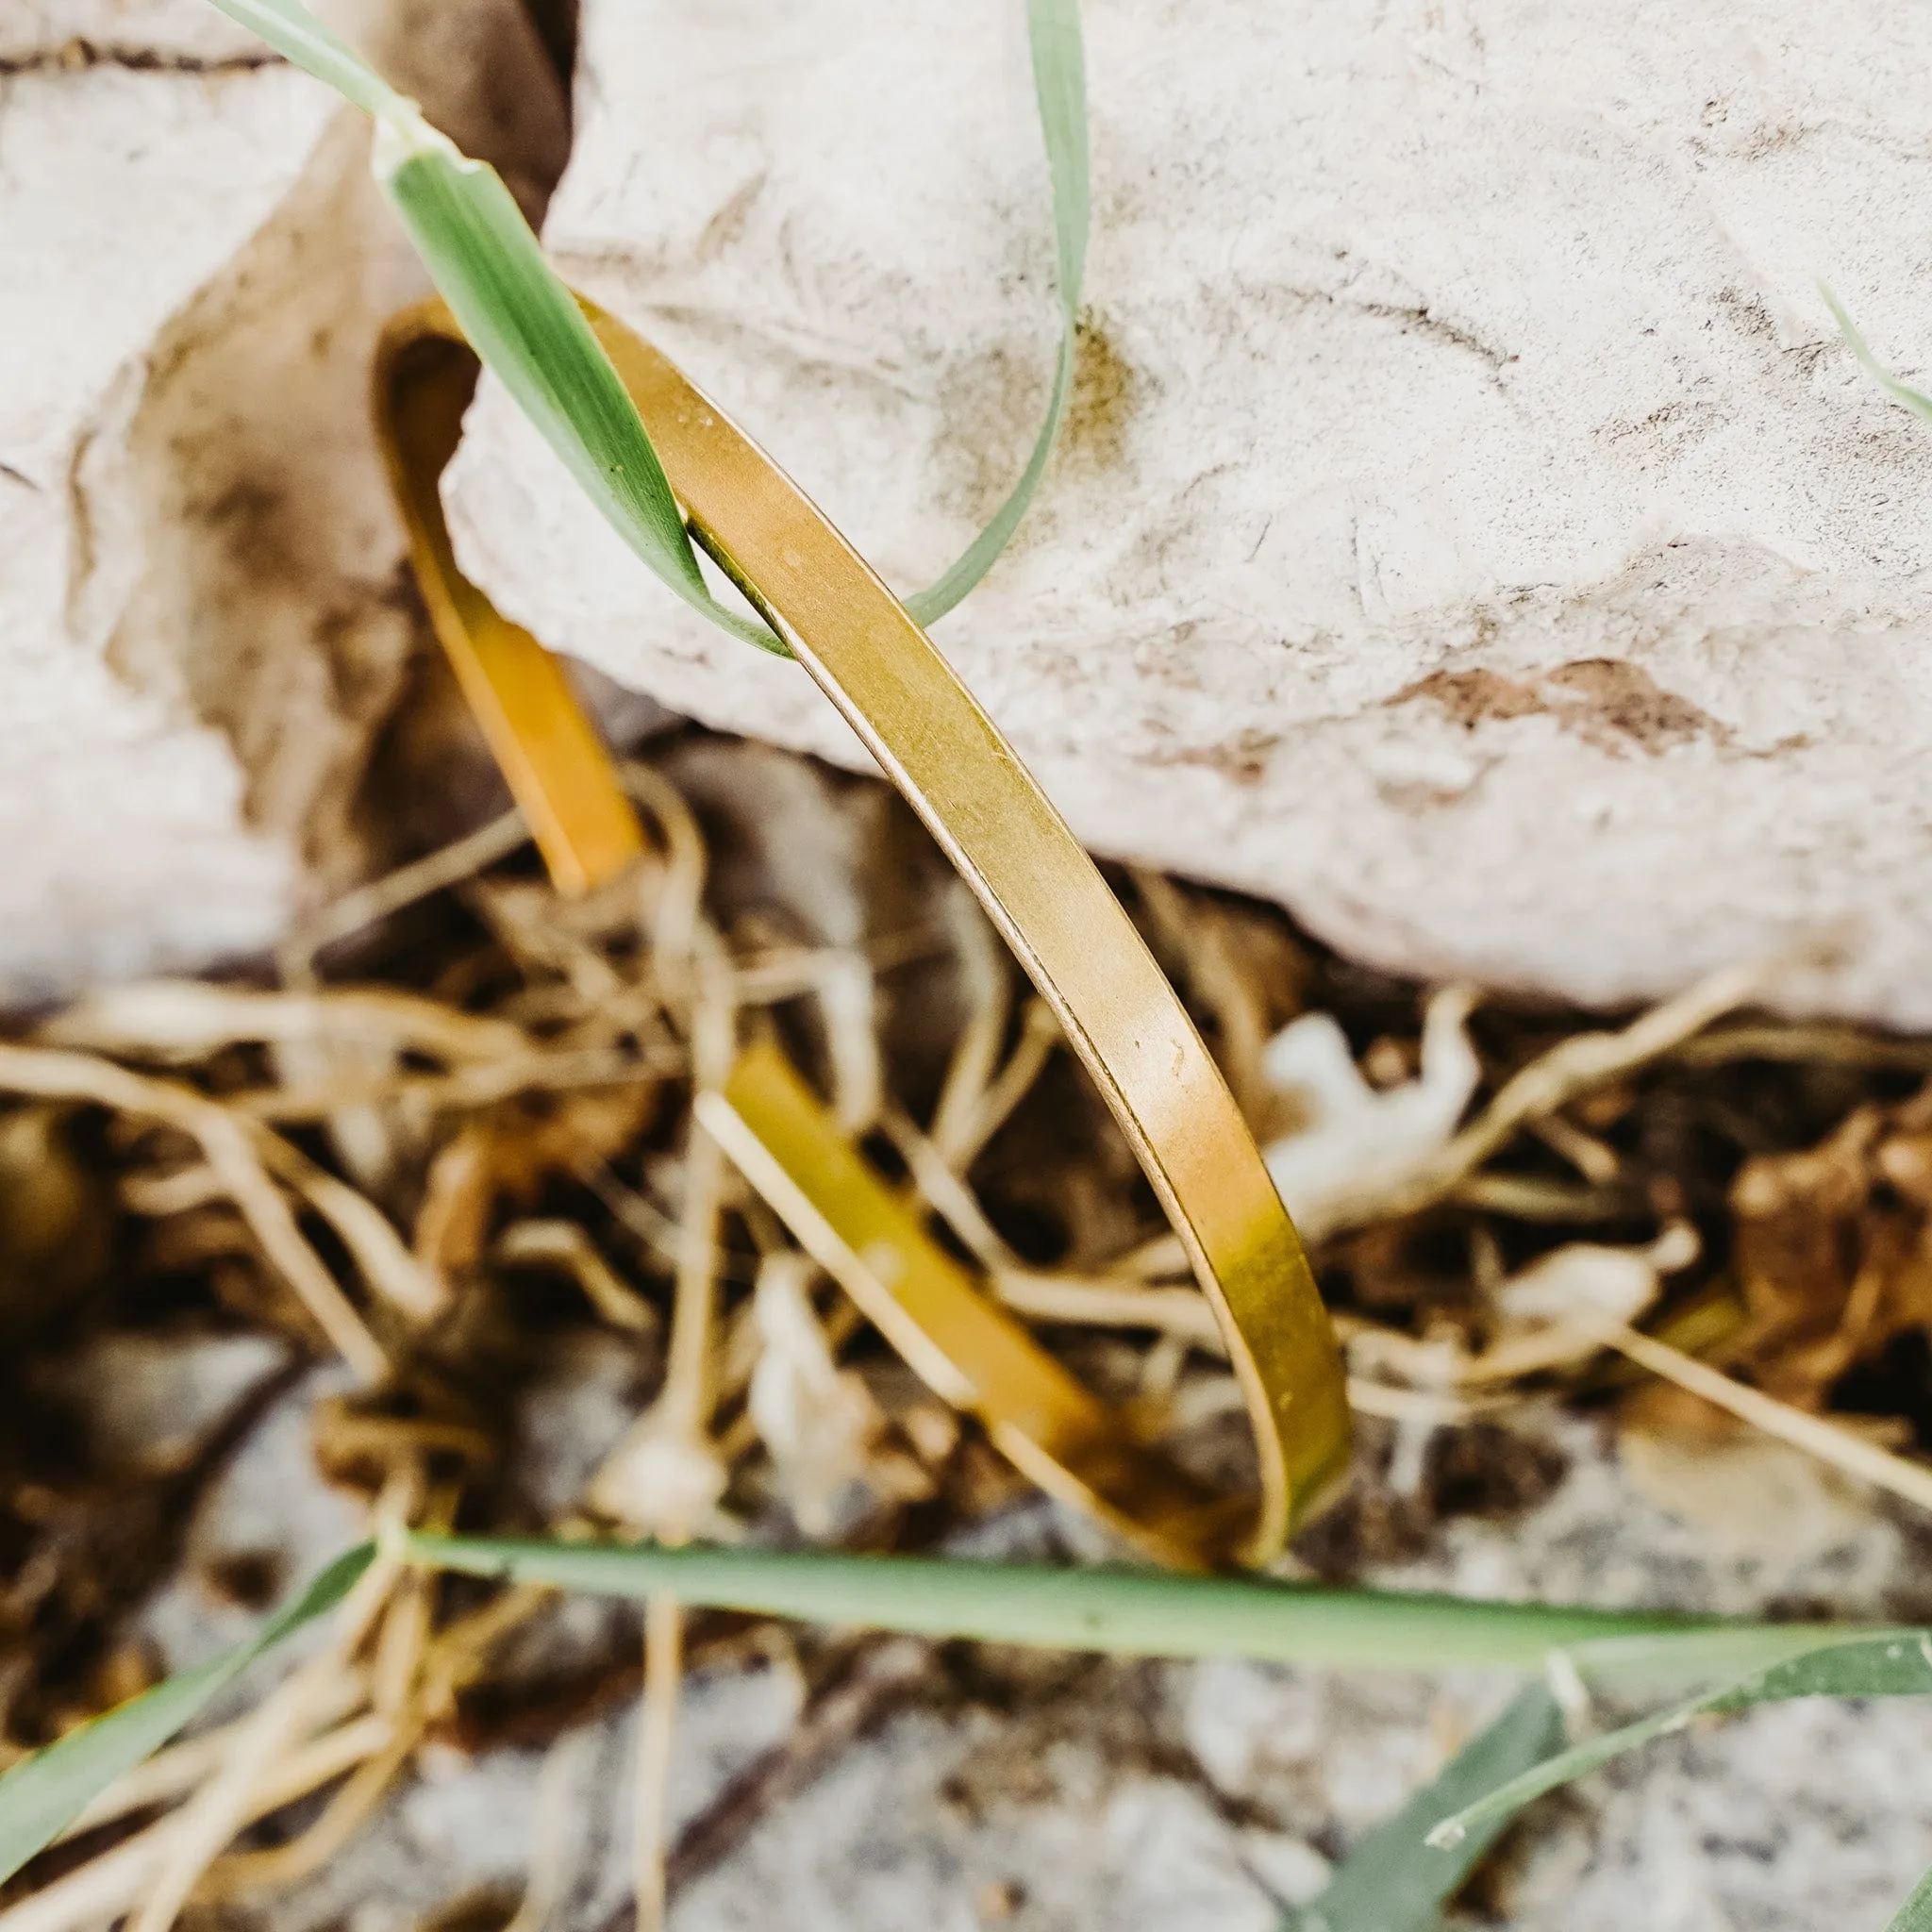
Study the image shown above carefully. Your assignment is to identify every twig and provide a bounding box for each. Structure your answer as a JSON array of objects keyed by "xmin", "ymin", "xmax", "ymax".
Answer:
[
  {"xmin": 0, "ymin": 1718, "xmax": 393, "ymax": 1932},
  {"xmin": 279, "ymin": 808, "xmax": 528, "ymax": 973},
  {"xmin": 941, "ymin": 999, "xmax": 1060, "ymax": 1175},
  {"xmin": 0, "ymin": 1044, "xmax": 388, "ymax": 1381},
  {"xmin": 123, "ymin": 1546, "xmax": 401, "ymax": 1932},
  {"xmin": 1600, "ymin": 1321, "xmax": 1932, "ymax": 1514},
  {"xmin": 633, "ymin": 1597, "xmax": 682, "ymax": 1932}
]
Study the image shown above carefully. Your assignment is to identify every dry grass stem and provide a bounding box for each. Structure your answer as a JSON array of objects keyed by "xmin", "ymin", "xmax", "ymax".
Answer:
[
  {"xmin": 1446, "ymin": 1173, "xmax": 1632, "ymax": 1223},
  {"xmin": 237, "ymin": 1045, "xmax": 653, "ymax": 1122},
  {"xmin": 279, "ymin": 808, "xmax": 529, "ymax": 974},
  {"xmin": 991, "ymin": 1271, "xmax": 1224, "ymax": 1348},
  {"xmin": 1674, "ymin": 1024, "xmax": 1932, "ymax": 1072},
  {"xmin": 124, "ymin": 1543, "xmax": 404, "ymax": 1932},
  {"xmin": 1326, "ymin": 960, "xmax": 1774, "ymax": 1232},
  {"xmin": 500, "ymin": 1728, "xmax": 595, "ymax": 1932},
  {"xmin": 881, "ymin": 1110, "xmax": 1023, "ymax": 1272},
  {"xmin": 40, "ymin": 982, "xmax": 525, "ymax": 1067},
  {"xmin": 55, "ymin": 1673, "xmax": 370, "ymax": 1845},
  {"xmin": 0, "ymin": 1717, "xmax": 395, "ymax": 1932},
  {"xmin": 1600, "ymin": 1321, "xmax": 1932, "ymax": 1514},
  {"xmin": 11, "ymin": 739, "xmax": 1932, "ymax": 1932},
  {"xmin": 497, "ymin": 1220, "xmax": 658, "ymax": 1332},
  {"xmin": 0, "ymin": 1044, "xmax": 389, "ymax": 1381},
  {"xmin": 941, "ymin": 999, "xmax": 1060, "ymax": 1176},
  {"xmin": 633, "ymin": 1595, "xmax": 683, "ymax": 1932},
  {"xmin": 621, "ymin": 764, "xmax": 706, "ymax": 969},
  {"xmin": 201, "ymin": 1726, "xmax": 421, "ymax": 1899},
  {"xmin": 928, "ymin": 895, "xmax": 1012, "ymax": 1164},
  {"xmin": 258, "ymin": 1136, "xmax": 445, "ymax": 1323},
  {"xmin": 1131, "ymin": 869, "xmax": 1275, "ymax": 1123},
  {"xmin": 1526, "ymin": 1113, "xmax": 1623, "ymax": 1185}
]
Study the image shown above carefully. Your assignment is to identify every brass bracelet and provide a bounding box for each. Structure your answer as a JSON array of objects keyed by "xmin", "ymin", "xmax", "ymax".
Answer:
[{"xmin": 375, "ymin": 298, "xmax": 1349, "ymax": 1562}]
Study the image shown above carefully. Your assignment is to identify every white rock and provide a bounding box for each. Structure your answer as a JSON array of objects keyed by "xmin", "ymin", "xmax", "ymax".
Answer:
[
  {"xmin": 2, "ymin": 7, "xmax": 242, "ymax": 61},
  {"xmin": 0, "ymin": 2, "xmax": 564, "ymax": 1000},
  {"xmin": 448, "ymin": 0, "xmax": 1932, "ymax": 1025}
]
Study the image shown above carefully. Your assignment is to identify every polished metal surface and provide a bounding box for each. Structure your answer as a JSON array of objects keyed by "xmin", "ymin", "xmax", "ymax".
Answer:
[
  {"xmin": 375, "ymin": 321, "xmax": 644, "ymax": 895},
  {"xmin": 701, "ymin": 1041, "xmax": 1249, "ymax": 1569},
  {"xmin": 378, "ymin": 297, "xmax": 1350, "ymax": 1560}
]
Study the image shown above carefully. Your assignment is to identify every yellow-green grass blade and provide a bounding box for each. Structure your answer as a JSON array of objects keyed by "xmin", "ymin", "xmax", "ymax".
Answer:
[
  {"xmin": 2, "ymin": 1529, "xmax": 1896, "ymax": 1910},
  {"xmin": 376, "ymin": 140, "xmax": 775, "ymax": 656},
  {"xmin": 0, "ymin": 1542, "xmax": 376, "ymax": 1888},
  {"xmin": 196, "ymin": 0, "xmax": 396, "ymax": 117}
]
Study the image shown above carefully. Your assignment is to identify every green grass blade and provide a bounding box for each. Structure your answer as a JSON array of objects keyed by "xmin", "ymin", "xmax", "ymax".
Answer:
[
  {"xmin": 207, "ymin": 0, "xmax": 785, "ymax": 654},
  {"xmin": 1291, "ymin": 1683, "xmax": 1564, "ymax": 1932},
  {"xmin": 1821, "ymin": 282, "xmax": 1932, "ymax": 425},
  {"xmin": 195, "ymin": 0, "xmax": 401, "ymax": 117},
  {"xmin": 1428, "ymin": 1629, "xmax": 1932, "ymax": 1853},
  {"xmin": 0, "ymin": 1542, "xmax": 376, "ymax": 1887},
  {"xmin": 1887, "ymin": 1857, "xmax": 1932, "ymax": 1931},
  {"xmin": 378, "ymin": 144, "xmax": 783, "ymax": 657},
  {"xmin": 399, "ymin": 1532, "xmax": 1782, "ymax": 1671},
  {"xmin": 210, "ymin": 0, "xmax": 1084, "ymax": 652},
  {"xmin": 903, "ymin": 0, "xmax": 1089, "ymax": 625}
]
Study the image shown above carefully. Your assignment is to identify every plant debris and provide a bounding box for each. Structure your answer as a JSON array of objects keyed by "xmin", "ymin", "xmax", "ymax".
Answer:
[{"xmin": 6, "ymin": 728, "xmax": 1932, "ymax": 1926}]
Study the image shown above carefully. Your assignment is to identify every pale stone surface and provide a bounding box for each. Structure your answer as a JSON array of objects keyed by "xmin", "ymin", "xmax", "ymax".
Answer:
[
  {"xmin": 449, "ymin": 0, "xmax": 1932, "ymax": 1025},
  {"xmin": 0, "ymin": 1, "xmax": 565, "ymax": 1000}
]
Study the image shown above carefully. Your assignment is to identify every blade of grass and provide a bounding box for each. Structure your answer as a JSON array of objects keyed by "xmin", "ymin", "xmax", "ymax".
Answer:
[
  {"xmin": 377, "ymin": 143, "xmax": 730, "ymax": 629},
  {"xmin": 903, "ymin": 0, "xmax": 1088, "ymax": 624},
  {"xmin": 1888, "ymin": 1858, "xmax": 1932, "ymax": 1932},
  {"xmin": 0, "ymin": 1542, "xmax": 376, "ymax": 1887},
  {"xmin": 395, "ymin": 1532, "xmax": 1854, "ymax": 1681},
  {"xmin": 210, "ymin": 0, "xmax": 778, "ymax": 651},
  {"xmin": 208, "ymin": 0, "xmax": 1086, "ymax": 648},
  {"xmin": 193, "ymin": 0, "xmax": 394, "ymax": 115},
  {"xmin": 1289, "ymin": 1682, "xmax": 1563, "ymax": 1932},
  {"xmin": 1428, "ymin": 1628, "xmax": 1932, "ymax": 1852},
  {"xmin": 1821, "ymin": 282, "xmax": 1932, "ymax": 424}
]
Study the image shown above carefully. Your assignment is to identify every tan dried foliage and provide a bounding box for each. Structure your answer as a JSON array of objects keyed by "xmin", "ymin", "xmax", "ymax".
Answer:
[
  {"xmin": 1729, "ymin": 1084, "xmax": 1932, "ymax": 1410},
  {"xmin": 7, "ymin": 734, "xmax": 1932, "ymax": 1932}
]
